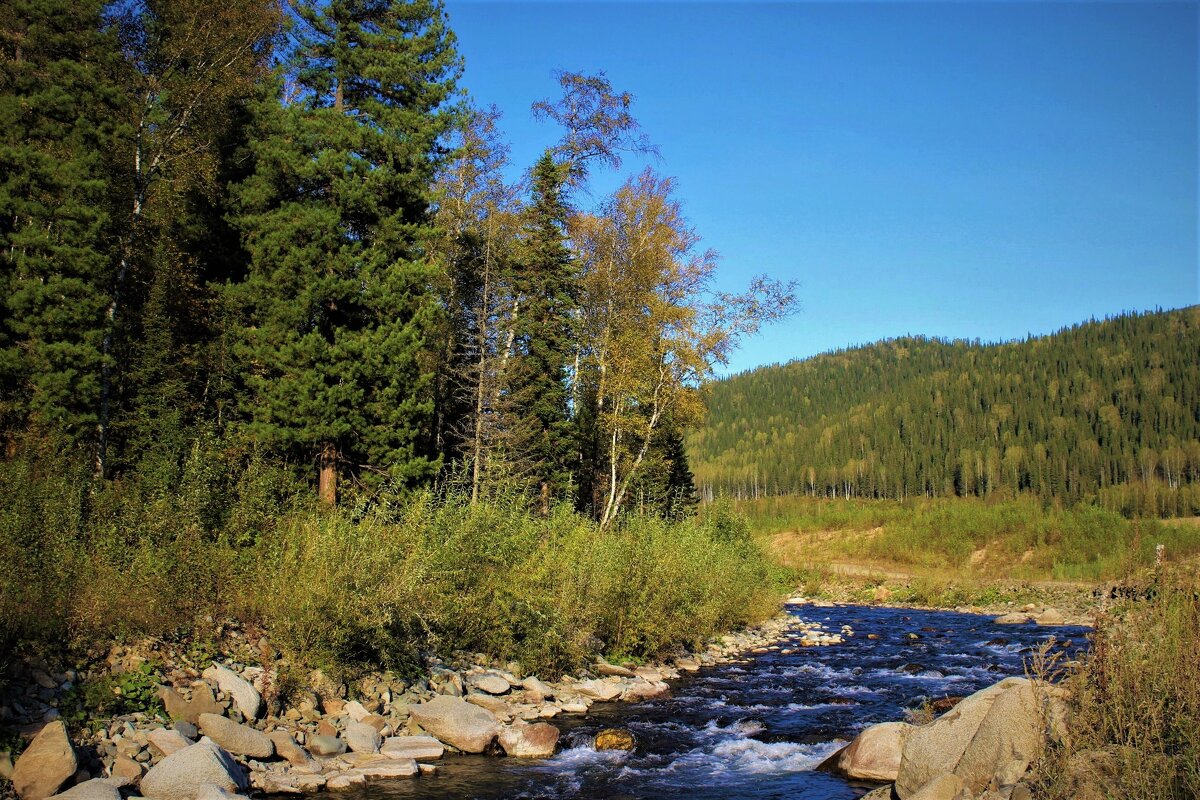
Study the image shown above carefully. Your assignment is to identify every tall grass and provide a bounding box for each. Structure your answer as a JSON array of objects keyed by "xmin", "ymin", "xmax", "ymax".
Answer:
[
  {"xmin": 1038, "ymin": 566, "xmax": 1200, "ymax": 799},
  {"xmin": 1, "ymin": 444, "xmax": 784, "ymax": 679},
  {"xmin": 735, "ymin": 494, "xmax": 1200, "ymax": 582}
]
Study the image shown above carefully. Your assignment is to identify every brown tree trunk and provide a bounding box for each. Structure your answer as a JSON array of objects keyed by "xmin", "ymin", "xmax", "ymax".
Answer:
[{"xmin": 319, "ymin": 442, "xmax": 338, "ymax": 506}]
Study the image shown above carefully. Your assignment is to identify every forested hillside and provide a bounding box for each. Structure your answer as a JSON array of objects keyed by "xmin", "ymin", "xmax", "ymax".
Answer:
[{"xmin": 689, "ymin": 308, "xmax": 1200, "ymax": 516}]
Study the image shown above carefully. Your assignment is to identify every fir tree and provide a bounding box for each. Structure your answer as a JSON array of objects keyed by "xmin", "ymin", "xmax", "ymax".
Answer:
[
  {"xmin": 503, "ymin": 151, "xmax": 578, "ymax": 512},
  {"xmin": 232, "ymin": 0, "xmax": 461, "ymax": 503},
  {"xmin": 0, "ymin": 0, "xmax": 121, "ymax": 442}
]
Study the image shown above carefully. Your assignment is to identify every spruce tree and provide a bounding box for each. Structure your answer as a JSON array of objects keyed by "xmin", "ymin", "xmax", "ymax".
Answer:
[
  {"xmin": 232, "ymin": 0, "xmax": 461, "ymax": 503},
  {"xmin": 0, "ymin": 0, "xmax": 121, "ymax": 442},
  {"xmin": 503, "ymin": 152, "xmax": 578, "ymax": 511}
]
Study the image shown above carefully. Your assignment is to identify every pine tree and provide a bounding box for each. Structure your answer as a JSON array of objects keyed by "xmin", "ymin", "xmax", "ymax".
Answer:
[
  {"xmin": 0, "ymin": 0, "xmax": 121, "ymax": 442},
  {"xmin": 232, "ymin": 0, "xmax": 461, "ymax": 503}
]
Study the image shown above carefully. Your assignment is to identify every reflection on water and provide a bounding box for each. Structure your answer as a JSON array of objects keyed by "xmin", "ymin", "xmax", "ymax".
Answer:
[{"xmin": 325, "ymin": 605, "xmax": 1089, "ymax": 800}]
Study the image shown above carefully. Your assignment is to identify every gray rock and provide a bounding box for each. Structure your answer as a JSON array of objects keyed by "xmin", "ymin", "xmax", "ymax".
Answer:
[
  {"xmin": 197, "ymin": 715, "xmax": 273, "ymax": 760},
  {"xmin": 573, "ymin": 680, "xmax": 622, "ymax": 701},
  {"xmin": 350, "ymin": 759, "xmax": 418, "ymax": 779},
  {"xmin": 140, "ymin": 742, "xmax": 247, "ymax": 800},
  {"xmin": 194, "ymin": 784, "xmax": 250, "ymax": 800},
  {"xmin": 173, "ymin": 722, "xmax": 199, "ymax": 740},
  {"xmin": 343, "ymin": 701, "xmax": 370, "ymax": 722},
  {"xmin": 521, "ymin": 677, "xmax": 554, "ymax": 700},
  {"xmin": 147, "ymin": 729, "xmax": 192, "ymax": 757},
  {"xmin": 498, "ymin": 722, "xmax": 559, "ymax": 758},
  {"xmin": 158, "ymin": 684, "xmax": 223, "ymax": 726},
  {"xmin": 379, "ymin": 736, "xmax": 444, "ymax": 761},
  {"xmin": 594, "ymin": 660, "xmax": 636, "ymax": 678},
  {"xmin": 344, "ymin": 722, "xmax": 381, "ymax": 754},
  {"xmin": 464, "ymin": 692, "xmax": 510, "ymax": 716},
  {"xmin": 265, "ymin": 732, "xmax": 314, "ymax": 768},
  {"xmin": 201, "ymin": 666, "xmax": 261, "ymax": 721},
  {"xmin": 12, "ymin": 720, "xmax": 77, "ymax": 800},
  {"xmin": 468, "ymin": 673, "xmax": 511, "ymax": 696},
  {"xmin": 407, "ymin": 696, "xmax": 500, "ymax": 754},
  {"xmin": 49, "ymin": 780, "xmax": 122, "ymax": 800},
  {"xmin": 305, "ymin": 735, "xmax": 346, "ymax": 757},
  {"xmin": 993, "ymin": 613, "xmax": 1031, "ymax": 625}
]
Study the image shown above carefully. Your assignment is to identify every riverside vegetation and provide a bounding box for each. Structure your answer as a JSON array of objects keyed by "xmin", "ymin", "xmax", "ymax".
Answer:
[
  {"xmin": 0, "ymin": 440, "xmax": 784, "ymax": 680},
  {"xmin": 1, "ymin": 0, "xmax": 793, "ymax": 720}
]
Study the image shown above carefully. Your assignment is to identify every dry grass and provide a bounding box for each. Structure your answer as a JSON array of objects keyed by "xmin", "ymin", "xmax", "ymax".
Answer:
[{"xmin": 1036, "ymin": 565, "xmax": 1200, "ymax": 799}]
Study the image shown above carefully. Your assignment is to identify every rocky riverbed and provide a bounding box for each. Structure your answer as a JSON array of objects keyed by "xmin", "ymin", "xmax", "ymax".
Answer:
[
  {"xmin": 0, "ymin": 611, "xmax": 825, "ymax": 800},
  {"xmin": 1, "ymin": 602, "xmax": 1089, "ymax": 800}
]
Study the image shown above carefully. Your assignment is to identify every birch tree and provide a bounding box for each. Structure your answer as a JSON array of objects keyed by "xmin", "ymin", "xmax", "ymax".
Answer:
[{"xmin": 574, "ymin": 170, "xmax": 795, "ymax": 528}]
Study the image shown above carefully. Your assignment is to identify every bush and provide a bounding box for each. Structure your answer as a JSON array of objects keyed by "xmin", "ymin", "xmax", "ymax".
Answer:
[{"xmin": 248, "ymin": 494, "xmax": 784, "ymax": 678}]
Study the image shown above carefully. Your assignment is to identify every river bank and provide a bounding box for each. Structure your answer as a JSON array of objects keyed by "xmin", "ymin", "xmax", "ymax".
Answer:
[{"xmin": 1, "ymin": 603, "xmax": 837, "ymax": 800}]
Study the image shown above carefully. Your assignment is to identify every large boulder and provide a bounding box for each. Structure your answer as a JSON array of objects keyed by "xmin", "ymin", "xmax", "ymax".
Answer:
[
  {"xmin": 201, "ymin": 665, "xmax": 261, "ymax": 720},
  {"xmin": 140, "ymin": 741, "xmax": 247, "ymax": 800},
  {"xmin": 821, "ymin": 721, "xmax": 912, "ymax": 783},
  {"xmin": 12, "ymin": 721, "xmax": 77, "ymax": 800},
  {"xmin": 993, "ymin": 613, "xmax": 1030, "ymax": 625},
  {"xmin": 896, "ymin": 678, "xmax": 1049, "ymax": 799},
  {"xmin": 196, "ymin": 715, "xmax": 273, "ymax": 760},
  {"xmin": 498, "ymin": 722, "xmax": 559, "ymax": 758},
  {"xmin": 408, "ymin": 696, "xmax": 500, "ymax": 754},
  {"xmin": 952, "ymin": 681, "xmax": 1042, "ymax": 794}
]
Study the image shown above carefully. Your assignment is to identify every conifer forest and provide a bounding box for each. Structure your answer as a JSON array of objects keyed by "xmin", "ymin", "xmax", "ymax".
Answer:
[{"xmin": 690, "ymin": 308, "xmax": 1200, "ymax": 517}]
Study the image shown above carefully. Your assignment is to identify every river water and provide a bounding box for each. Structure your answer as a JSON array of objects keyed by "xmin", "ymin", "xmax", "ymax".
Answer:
[{"xmin": 345, "ymin": 604, "xmax": 1089, "ymax": 800}]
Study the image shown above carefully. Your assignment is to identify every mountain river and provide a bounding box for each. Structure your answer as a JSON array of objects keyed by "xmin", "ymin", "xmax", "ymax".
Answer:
[{"xmin": 338, "ymin": 604, "xmax": 1089, "ymax": 800}]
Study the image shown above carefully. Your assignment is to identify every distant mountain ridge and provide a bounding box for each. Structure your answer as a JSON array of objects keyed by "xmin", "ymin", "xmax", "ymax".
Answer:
[{"xmin": 687, "ymin": 307, "xmax": 1200, "ymax": 516}]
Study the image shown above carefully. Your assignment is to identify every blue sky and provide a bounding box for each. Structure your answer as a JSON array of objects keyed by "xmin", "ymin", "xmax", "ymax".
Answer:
[{"xmin": 443, "ymin": 1, "xmax": 1199, "ymax": 374}]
